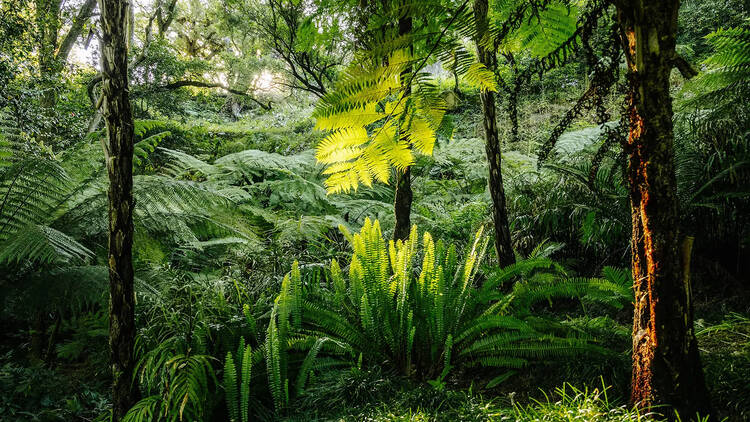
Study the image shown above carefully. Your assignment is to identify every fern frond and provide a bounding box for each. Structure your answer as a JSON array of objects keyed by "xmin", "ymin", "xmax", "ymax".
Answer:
[{"xmin": 0, "ymin": 224, "xmax": 92, "ymax": 264}]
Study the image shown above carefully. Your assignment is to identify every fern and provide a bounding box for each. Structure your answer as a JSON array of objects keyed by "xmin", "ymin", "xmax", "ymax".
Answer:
[
  {"xmin": 0, "ymin": 224, "xmax": 92, "ymax": 265},
  {"xmin": 223, "ymin": 340, "xmax": 252, "ymax": 422},
  {"xmin": 267, "ymin": 219, "xmax": 615, "ymax": 385},
  {"xmin": 122, "ymin": 395, "xmax": 163, "ymax": 422},
  {"xmin": 312, "ymin": 6, "xmax": 455, "ymax": 194},
  {"xmin": 128, "ymin": 336, "xmax": 218, "ymax": 422},
  {"xmin": 224, "ymin": 352, "xmax": 240, "ymax": 422}
]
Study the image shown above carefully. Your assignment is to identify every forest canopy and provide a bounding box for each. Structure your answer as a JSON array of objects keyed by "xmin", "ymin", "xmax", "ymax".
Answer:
[{"xmin": 1, "ymin": 0, "xmax": 749, "ymax": 421}]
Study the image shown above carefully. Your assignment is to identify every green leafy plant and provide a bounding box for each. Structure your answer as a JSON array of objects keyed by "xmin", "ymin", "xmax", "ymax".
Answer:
[
  {"xmin": 224, "ymin": 338, "xmax": 253, "ymax": 422},
  {"xmin": 125, "ymin": 339, "xmax": 217, "ymax": 422},
  {"xmin": 265, "ymin": 218, "xmax": 619, "ymax": 390}
]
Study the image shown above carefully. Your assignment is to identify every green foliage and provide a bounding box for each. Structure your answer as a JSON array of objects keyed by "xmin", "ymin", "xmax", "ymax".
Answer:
[
  {"xmin": 133, "ymin": 120, "xmax": 172, "ymax": 167},
  {"xmin": 508, "ymin": 383, "xmax": 642, "ymax": 422},
  {"xmin": 677, "ymin": 0, "xmax": 749, "ymax": 60},
  {"xmin": 127, "ymin": 340, "xmax": 218, "ymax": 422},
  {"xmin": 696, "ymin": 313, "xmax": 750, "ymax": 421},
  {"xmin": 56, "ymin": 310, "xmax": 109, "ymax": 362},
  {"xmin": 284, "ymin": 379, "xmax": 648, "ymax": 422},
  {"xmin": 0, "ymin": 355, "xmax": 111, "ymax": 422},
  {"xmin": 0, "ymin": 135, "xmax": 91, "ymax": 265},
  {"xmin": 3, "ymin": 0, "xmax": 750, "ymax": 420},
  {"xmin": 497, "ymin": 1, "xmax": 579, "ymax": 58},
  {"xmin": 313, "ymin": 46, "xmax": 448, "ymax": 193},
  {"xmin": 223, "ymin": 339, "xmax": 258, "ymax": 422},
  {"xmin": 265, "ymin": 219, "xmax": 617, "ymax": 390},
  {"xmin": 684, "ymin": 25, "xmax": 750, "ymax": 127},
  {"xmin": 160, "ymin": 144, "xmax": 393, "ymax": 255}
]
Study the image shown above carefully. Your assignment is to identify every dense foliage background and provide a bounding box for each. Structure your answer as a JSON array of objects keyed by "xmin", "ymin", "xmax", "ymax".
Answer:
[{"xmin": 1, "ymin": 0, "xmax": 748, "ymax": 421}]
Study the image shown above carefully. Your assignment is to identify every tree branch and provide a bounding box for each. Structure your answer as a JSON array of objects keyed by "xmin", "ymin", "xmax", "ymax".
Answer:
[
  {"xmin": 158, "ymin": 80, "xmax": 272, "ymax": 110},
  {"xmin": 56, "ymin": 0, "xmax": 98, "ymax": 63},
  {"xmin": 672, "ymin": 54, "xmax": 698, "ymax": 79}
]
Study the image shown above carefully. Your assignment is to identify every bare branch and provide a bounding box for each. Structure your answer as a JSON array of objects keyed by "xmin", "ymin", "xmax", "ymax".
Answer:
[
  {"xmin": 158, "ymin": 80, "xmax": 272, "ymax": 110},
  {"xmin": 56, "ymin": 0, "xmax": 98, "ymax": 63}
]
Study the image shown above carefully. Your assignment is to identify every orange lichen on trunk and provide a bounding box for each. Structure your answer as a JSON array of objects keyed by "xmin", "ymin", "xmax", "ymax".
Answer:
[{"xmin": 625, "ymin": 29, "xmax": 638, "ymax": 70}]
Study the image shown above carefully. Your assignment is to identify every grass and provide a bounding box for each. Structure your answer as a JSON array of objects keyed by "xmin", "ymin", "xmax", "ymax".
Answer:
[
  {"xmin": 697, "ymin": 313, "xmax": 750, "ymax": 421},
  {"xmin": 282, "ymin": 377, "xmax": 656, "ymax": 422}
]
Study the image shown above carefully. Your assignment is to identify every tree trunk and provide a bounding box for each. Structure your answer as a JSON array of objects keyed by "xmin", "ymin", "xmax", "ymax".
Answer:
[
  {"xmin": 29, "ymin": 311, "xmax": 47, "ymax": 362},
  {"xmin": 393, "ymin": 6, "xmax": 413, "ymax": 242},
  {"xmin": 35, "ymin": 0, "xmax": 62, "ymax": 143},
  {"xmin": 473, "ymin": 0, "xmax": 515, "ymax": 266},
  {"xmin": 616, "ymin": 1, "xmax": 711, "ymax": 419},
  {"xmin": 98, "ymin": 0, "xmax": 139, "ymax": 419},
  {"xmin": 394, "ymin": 168, "xmax": 412, "ymax": 241}
]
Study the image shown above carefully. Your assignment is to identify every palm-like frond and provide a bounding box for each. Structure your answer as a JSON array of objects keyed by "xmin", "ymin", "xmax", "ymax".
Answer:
[{"xmin": 0, "ymin": 224, "xmax": 92, "ymax": 265}]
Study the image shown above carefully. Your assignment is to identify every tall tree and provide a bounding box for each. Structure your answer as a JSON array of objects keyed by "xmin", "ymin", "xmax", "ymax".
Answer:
[
  {"xmin": 613, "ymin": 0, "xmax": 711, "ymax": 418},
  {"xmin": 98, "ymin": 0, "xmax": 139, "ymax": 419},
  {"xmin": 393, "ymin": 3, "xmax": 413, "ymax": 241},
  {"xmin": 472, "ymin": 0, "xmax": 515, "ymax": 265},
  {"xmin": 35, "ymin": 0, "xmax": 98, "ymax": 109}
]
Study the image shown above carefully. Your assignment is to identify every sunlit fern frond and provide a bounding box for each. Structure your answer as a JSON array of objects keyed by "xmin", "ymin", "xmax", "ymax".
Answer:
[
  {"xmin": 463, "ymin": 62, "xmax": 498, "ymax": 92},
  {"xmin": 313, "ymin": 18, "xmax": 451, "ymax": 194}
]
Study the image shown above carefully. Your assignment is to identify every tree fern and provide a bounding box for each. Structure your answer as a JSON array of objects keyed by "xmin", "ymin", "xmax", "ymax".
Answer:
[{"xmin": 312, "ymin": 3, "xmax": 461, "ymax": 194}]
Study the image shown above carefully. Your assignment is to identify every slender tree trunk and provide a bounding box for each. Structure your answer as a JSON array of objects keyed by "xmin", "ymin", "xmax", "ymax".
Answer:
[
  {"xmin": 473, "ymin": 0, "xmax": 515, "ymax": 266},
  {"xmin": 98, "ymin": 0, "xmax": 139, "ymax": 419},
  {"xmin": 35, "ymin": 0, "xmax": 62, "ymax": 144},
  {"xmin": 393, "ymin": 4, "xmax": 413, "ymax": 242},
  {"xmin": 29, "ymin": 312, "xmax": 47, "ymax": 362},
  {"xmin": 394, "ymin": 168, "xmax": 412, "ymax": 241},
  {"xmin": 616, "ymin": 1, "xmax": 711, "ymax": 419}
]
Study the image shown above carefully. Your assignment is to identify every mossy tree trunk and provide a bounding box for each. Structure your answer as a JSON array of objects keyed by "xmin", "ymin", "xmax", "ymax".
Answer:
[
  {"xmin": 615, "ymin": 1, "xmax": 711, "ymax": 418},
  {"xmin": 98, "ymin": 0, "xmax": 139, "ymax": 419},
  {"xmin": 473, "ymin": 0, "xmax": 515, "ymax": 266},
  {"xmin": 393, "ymin": 5, "xmax": 413, "ymax": 242}
]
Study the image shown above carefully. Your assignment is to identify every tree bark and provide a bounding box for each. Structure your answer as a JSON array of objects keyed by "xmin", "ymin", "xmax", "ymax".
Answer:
[
  {"xmin": 393, "ymin": 6, "xmax": 413, "ymax": 242},
  {"xmin": 98, "ymin": 0, "xmax": 139, "ymax": 419},
  {"xmin": 473, "ymin": 0, "xmax": 515, "ymax": 266},
  {"xmin": 394, "ymin": 167, "xmax": 413, "ymax": 241},
  {"xmin": 615, "ymin": 1, "xmax": 711, "ymax": 419}
]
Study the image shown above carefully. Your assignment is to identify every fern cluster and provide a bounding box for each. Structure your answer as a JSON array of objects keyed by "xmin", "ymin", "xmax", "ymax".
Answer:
[
  {"xmin": 161, "ymin": 145, "xmax": 394, "ymax": 246},
  {"xmin": 223, "ymin": 338, "xmax": 253, "ymax": 422},
  {"xmin": 263, "ymin": 218, "xmax": 627, "ymax": 396}
]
